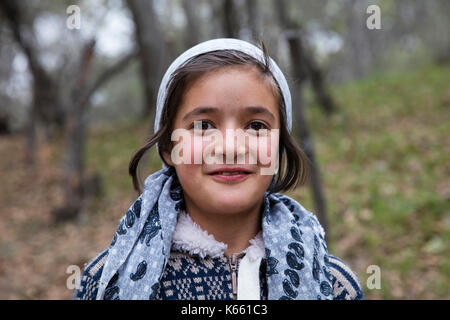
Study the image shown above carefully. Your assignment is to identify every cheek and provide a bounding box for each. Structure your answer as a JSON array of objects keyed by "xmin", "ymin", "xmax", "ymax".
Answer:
[
  {"xmin": 173, "ymin": 135, "xmax": 205, "ymax": 165},
  {"xmin": 176, "ymin": 162, "xmax": 201, "ymax": 190},
  {"xmin": 191, "ymin": 136, "xmax": 207, "ymax": 164},
  {"xmin": 256, "ymin": 135, "xmax": 279, "ymax": 166}
]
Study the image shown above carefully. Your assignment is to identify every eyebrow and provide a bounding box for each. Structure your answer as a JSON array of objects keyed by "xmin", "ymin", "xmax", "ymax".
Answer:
[
  {"xmin": 244, "ymin": 106, "xmax": 275, "ymax": 121},
  {"xmin": 182, "ymin": 106, "xmax": 218, "ymax": 121},
  {"xmin": 182, "ymin": 106, "xmax": 275, "ymax": 121}
]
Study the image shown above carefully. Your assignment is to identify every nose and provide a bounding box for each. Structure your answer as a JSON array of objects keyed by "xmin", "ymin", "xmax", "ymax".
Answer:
[{"xmin": 223, "ymin": 128, "xmax": 247, "ymax": 164}]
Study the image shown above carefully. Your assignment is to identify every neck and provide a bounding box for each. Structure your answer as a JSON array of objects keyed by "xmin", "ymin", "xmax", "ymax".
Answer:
[{"xmin": 183, "ymin": 198, "xmax": 263, "ymax": 257}]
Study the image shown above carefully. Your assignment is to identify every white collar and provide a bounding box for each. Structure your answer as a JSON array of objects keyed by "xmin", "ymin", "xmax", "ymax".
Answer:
[{"xmin": 171, "ymin": 210, "xmax": 265, "ymax": 261}]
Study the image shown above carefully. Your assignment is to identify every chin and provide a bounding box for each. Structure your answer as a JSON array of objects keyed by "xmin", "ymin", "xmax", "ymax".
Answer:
[
  {"xmin": 209, "ymin": 200, "xmax": 253, "ymax": 216},
  {"xmin": 207, "ymin": 190, "xmax": 259, "ymax": 212}
]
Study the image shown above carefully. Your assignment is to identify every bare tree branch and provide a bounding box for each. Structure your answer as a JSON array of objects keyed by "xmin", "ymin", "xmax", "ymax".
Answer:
[{"xmin": 82, "ymin": 50, "xmax": 138, "ymax": 106}]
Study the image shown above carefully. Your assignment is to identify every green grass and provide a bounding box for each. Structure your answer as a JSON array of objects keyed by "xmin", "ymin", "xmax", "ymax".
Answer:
[{"xmin": 289, "ymin": 63, "xmax": 450, "ymax": 299}]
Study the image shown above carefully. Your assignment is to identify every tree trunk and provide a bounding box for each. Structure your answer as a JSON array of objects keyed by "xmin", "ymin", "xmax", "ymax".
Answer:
[
  {"xmin": 55, "ymin": 43, "xmax": 137, "ymax": 222},
  {"xmin": 301, "ymin": 38, "xmax": 336, "ymax": 115},
  {"xmin": 288, "ymin": 35, "xmax": 329, "ymax": 239},
  {"xmin": 55, "ymin": 40, "xmax": 96, "ymax": 222},
  {"xmin": 276, "ymin": 0, "xmax": 329, "ymax": 238},
  {"xmin": 182, "ymin": 0, "xmax": 202, "ymax": 47},
  {"xmin": 245, "ymin": 0, "xmax": 260, "ymax": 42},
  {"xmin": 0, "ymin": 110, "xmax": 11, "ymax": 135},
  {"xmin": 222, "ymin": 0, "xmax": 240, "ymax": 38},
  {"xmin": 344, "ymin": 0, "xmax": 373, "ymax": 79},
  {"xmin": 0, "ymin": 0, "xmax": 64, "ymax": 164},
  {"xmin": 24, "ymin": 103, "xmax": 38, "ymax": 165},
  {"xmin": 276, "ymin": 0, "xmax": 336, "ymax": 115},
  {"xmin": 127, "ymin": 0, "xmax": 165, "ymax": 124}
]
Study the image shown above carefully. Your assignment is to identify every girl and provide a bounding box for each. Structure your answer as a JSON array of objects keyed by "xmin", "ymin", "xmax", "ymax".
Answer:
[{"xmin": 73, "ymin": 38, "xmax": 363, "ymax": 300}]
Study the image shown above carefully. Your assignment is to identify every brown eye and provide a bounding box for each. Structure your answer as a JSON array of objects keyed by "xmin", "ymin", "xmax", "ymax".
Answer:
[
  {"xmin": 192, "ymin": 120, "xmax": 214, "ymax": 131},
  {"xmin": 247, "ymin": 121, "xmax": 268, "ymax": 131}
]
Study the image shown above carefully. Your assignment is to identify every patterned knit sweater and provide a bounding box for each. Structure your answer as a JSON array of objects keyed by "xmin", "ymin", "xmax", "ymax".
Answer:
[{"xmin": 73, "ymin": 212, "xmax": 363, "ymax": 300}]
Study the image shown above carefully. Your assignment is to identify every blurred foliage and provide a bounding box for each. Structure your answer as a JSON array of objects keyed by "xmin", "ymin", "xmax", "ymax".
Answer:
[{"xmin": 288, "ymin": 63, "xmax": 450, "ymax": 299}]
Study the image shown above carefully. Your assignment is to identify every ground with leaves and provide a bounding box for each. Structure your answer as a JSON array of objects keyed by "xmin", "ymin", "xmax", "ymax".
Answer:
[{"xmin": 0, "ymin": 64, "xmax": 448, "ymax": 299}]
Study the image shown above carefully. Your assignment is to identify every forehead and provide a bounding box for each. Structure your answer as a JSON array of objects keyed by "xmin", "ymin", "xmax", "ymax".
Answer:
[{"xmin": 177, "ymin": 66, "xmax": 280, "ymax": 120}]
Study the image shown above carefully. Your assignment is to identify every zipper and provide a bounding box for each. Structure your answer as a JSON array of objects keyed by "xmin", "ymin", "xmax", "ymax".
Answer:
[{"xmin": 229, "ymin": 252, "xmax": 245, "ymax": 299}]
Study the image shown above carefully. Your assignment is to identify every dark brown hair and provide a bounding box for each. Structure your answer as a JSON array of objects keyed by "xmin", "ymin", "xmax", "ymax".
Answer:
[{"xmin": 129, "ymin": 43, "xmax": 310, "ymax": 194}]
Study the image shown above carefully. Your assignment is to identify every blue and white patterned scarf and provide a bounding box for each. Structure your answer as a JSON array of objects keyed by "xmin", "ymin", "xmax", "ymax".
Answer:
[
  {"xmin": 95, "ymin": 166, "xmax": 334, "ymax": 300},
  {"xmin": 95, "ymin": 38, "xmax": 334, "ymax": 299}
]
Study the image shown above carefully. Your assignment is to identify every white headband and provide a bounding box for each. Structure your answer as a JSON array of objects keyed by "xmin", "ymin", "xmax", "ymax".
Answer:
[{"xmin": 153, "ymin": 38, "xmax": 292, "ymax": 168}]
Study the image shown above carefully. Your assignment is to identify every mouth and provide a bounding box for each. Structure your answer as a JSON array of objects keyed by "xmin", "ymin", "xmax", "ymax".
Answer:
[{"xmin": 207, "ymin": 168, "xmax": 253, "ymax": 183}]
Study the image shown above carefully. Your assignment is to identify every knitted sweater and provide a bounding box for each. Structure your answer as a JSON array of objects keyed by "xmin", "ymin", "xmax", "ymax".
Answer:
[{"xmin": 73, "ymin": 211, "xmax": 363, "ymax": 300}]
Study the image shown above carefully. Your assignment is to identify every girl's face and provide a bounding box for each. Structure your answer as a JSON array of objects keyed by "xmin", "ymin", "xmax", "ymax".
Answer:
[{"xmin": 163, "ymin": 66, "xmax": 280, "ymax": 216}]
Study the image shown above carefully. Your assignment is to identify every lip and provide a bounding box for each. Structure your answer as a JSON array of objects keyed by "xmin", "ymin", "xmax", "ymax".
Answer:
[
  {"xmin": 207, "ymin": 167, "xmax": 253, "ymax": 183},
  {"xmin": 207, "ymin": 167, "xmax": 253, "ymax": 175},
  {"xmin": 210, "ymin": 172, "xmax": 252, "ymax": 183}
]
